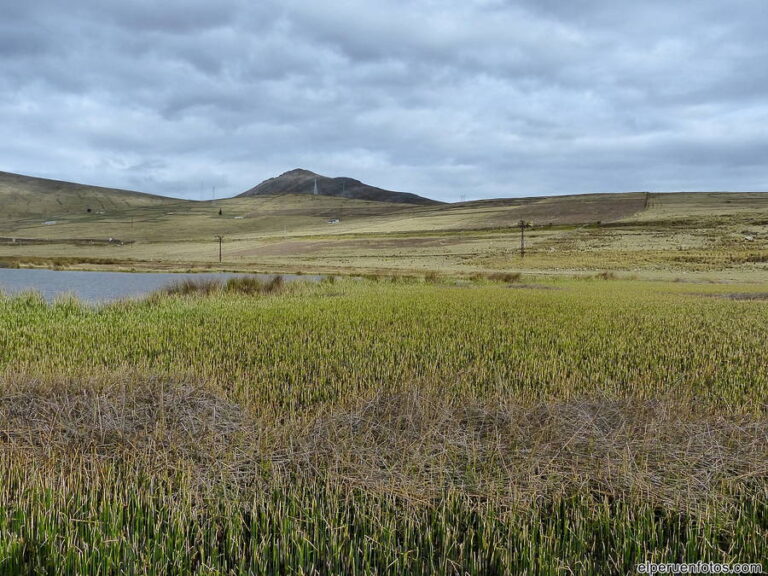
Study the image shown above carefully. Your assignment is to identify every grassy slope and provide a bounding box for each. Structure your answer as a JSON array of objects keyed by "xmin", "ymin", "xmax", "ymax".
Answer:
[
  {"xmin": 0, "ymin": 171, "xmax": 175, "ymax": 219},
  {"xmin": 1, "ymin": 170, "xmax": 767, "ymax": 278}
]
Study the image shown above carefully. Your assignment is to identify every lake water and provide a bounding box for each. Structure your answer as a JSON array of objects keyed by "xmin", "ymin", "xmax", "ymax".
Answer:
[{"xmin": 0, "ymin": 268, "xmax": 315, "ymax": 303}]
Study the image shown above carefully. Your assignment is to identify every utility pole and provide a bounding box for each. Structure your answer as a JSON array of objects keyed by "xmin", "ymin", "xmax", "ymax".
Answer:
[
  {"xmin": 518, "ymin": 220, "xmax": 531, "ymax": 258},
  {"xmin": 214, "ymin": 235, "xmax": 223, "ymax": 263}
]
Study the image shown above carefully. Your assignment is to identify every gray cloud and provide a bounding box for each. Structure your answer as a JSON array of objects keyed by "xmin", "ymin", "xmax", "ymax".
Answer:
[{"xmin": 1, "ymin": 0, "xmax": 767, "ymax": 201}]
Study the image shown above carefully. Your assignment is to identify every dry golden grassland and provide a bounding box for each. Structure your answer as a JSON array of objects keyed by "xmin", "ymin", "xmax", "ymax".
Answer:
[{"xmin": 1, "ymin": 187, "xmax": 767, "ymax": 280}]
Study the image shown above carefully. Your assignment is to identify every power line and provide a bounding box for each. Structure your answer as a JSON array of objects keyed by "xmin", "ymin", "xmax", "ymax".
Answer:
[
  {"xmin": 518, "ymin": 220, "xmax": 531, "ymax": 258},
  {"xmin": 214, "ymin": 235, "xmax": 223, "ymax": 263}
]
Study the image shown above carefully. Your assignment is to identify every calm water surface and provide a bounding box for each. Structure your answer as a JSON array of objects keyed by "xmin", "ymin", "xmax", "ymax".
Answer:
[{"xmin": 0, "ymin": 268, "xmax": 315, "ymax": 303}]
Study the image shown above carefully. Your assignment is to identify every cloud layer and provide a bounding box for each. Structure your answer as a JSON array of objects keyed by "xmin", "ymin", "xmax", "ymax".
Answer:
[{"xmin": 2, "ymin": 1, "xmax": 767, "ymax": 200}]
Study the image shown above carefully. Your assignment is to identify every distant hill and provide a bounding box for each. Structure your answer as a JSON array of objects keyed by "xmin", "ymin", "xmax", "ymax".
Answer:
[
  {"xmin": 0, "ymin": 170, "xmax": 174, "ymax": 219},
  {"xmin": 238, "ymin": 169, "xmax": 441, "ymax": 205}
]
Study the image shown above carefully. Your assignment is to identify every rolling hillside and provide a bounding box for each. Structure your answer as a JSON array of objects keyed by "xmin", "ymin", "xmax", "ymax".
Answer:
[
  {"xmin": 1, "ymin": 169, "xmax": 768, "ymax": 278},
  {"xmin": 0, "ymin": 171, "xmax": 176, "ymax": 221}
]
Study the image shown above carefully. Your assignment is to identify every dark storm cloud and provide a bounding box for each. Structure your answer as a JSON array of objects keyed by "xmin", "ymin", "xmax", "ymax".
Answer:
[{"xmin": 2, "ymin": 0, "xmax": 767, "ymax": 200}]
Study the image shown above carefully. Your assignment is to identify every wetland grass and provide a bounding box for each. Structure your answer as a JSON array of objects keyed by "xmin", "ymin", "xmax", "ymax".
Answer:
[{"xmin": 1, "ymin": 278, "xmax": 766, "ymax": 574}]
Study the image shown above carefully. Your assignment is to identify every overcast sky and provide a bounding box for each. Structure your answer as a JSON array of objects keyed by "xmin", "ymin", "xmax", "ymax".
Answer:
[{"xmin": 2, "ymin": 1, "xmax": 767, "ymax": 201}]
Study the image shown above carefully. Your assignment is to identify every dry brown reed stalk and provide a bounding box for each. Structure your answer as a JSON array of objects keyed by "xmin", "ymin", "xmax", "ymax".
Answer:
[
  {"xmin": 2, "ymin": 375, "xmax": 766, "ymax": 516},
  {"xmin": 0, "ymin": 375, "xmax": 245, "ymax": 466},
  {"xmin": 287, "ymin": 386, "xmax": 768, "ymax": 513}
]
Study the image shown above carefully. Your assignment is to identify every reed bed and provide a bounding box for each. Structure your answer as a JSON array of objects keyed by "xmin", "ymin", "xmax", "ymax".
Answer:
[
  {"xmin": 158, "ymin": 274, "xmax": 286, "ymax": 297},
  {"xmin": 0, "ymin": 278, "xmax": 767, "ymax": 574}
]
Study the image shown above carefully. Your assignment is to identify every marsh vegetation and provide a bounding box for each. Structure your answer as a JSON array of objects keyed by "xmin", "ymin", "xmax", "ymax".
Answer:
[{"xmin": 1, "ymin": 277, "xmax": 766, "ymax": 574}]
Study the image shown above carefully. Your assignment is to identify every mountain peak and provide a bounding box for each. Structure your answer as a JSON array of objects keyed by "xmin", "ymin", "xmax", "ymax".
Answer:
[
  {"xmin": 238, "ymin": 170, "xmax": 440, "ymax": 205},
  {"xmin": 279, "ymin": 168, "xmax": 318, "ymax": 178}
]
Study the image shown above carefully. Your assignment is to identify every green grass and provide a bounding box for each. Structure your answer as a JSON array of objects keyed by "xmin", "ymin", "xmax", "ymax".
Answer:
[{"xmin": 1, "ymin": 278, "xmax": 767, "ymax": 574}]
